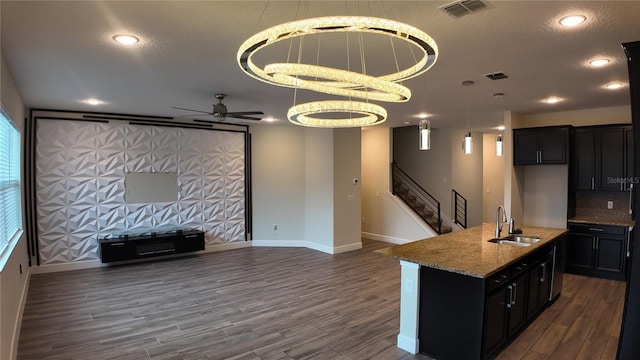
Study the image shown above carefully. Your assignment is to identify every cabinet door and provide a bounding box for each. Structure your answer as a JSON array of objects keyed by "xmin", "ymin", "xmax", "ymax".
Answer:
[
  {"xmin": 539, "ymin": 127, "xmax": 568, "ymax": 164},
  {"xmin": 625, "ymin": 127, "xmax": 634, "ymax": 191},
  {"xmin": 507, "ymin": 272, "xmax": 529, "ymax": 337},
  {"xmin": 574, "ymin": 129, "xmax": 596, "ymax": 190},
  {"xmin": 566, "ymin": 233, "xmax": 595, "ymax": 271},
  {"xmin": 598, "ymin": 127, "xmax": 625, "ymax": 191},
  {"xmin": 513, "ymin": 130, "xmax": 539, "ymax": 165},
  {"xmin": 483, "ymin": 287, "xmax": 509, "ymax": 355},
  {"xmin": 527, "ymin": 257, "xmax": 553, "ymax": 318},
  {"xmin": 595, "ymin": 235, "xmax": 626, "ymax": 277}
]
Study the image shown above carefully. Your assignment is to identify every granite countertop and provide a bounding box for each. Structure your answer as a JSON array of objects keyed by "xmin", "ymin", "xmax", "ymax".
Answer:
[
  {"xmin": 375, "ymin": 223, "xmax": 568, "ymax": 279},
  {"xmin": 567, "ymin": 216, "xmax": 635, "ymax": 228}
]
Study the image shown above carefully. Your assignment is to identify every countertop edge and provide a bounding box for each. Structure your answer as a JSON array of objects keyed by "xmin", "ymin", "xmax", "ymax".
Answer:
[{"xmin": 374, "ymin": 227, "xmax": 568, "ymax": 279}]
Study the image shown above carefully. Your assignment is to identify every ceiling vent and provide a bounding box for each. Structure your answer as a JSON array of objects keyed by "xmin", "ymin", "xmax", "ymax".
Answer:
[
  {"xmin": 485, "ymin": 72, "xmax": 509, "ymax": 80},
  {"xmin": 440, "ymin": 0, "xmax": 491, "ymax": 18}
]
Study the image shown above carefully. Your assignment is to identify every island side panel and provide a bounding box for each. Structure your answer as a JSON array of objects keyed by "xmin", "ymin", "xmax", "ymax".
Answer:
[
  {"xmin": 419, "ymin": 266, "xmax": 485, "ymax": 359},
  {"xmin": 397, "ymin": 260, "xmax": 421, "ymax": 354}
]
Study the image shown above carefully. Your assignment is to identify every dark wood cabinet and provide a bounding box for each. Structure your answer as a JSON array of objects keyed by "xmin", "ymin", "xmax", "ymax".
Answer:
[
  {"xmin": 626, "ymin": 127, "xmax": 635, "ymax": 191},
  {"xmin": 566, "ymin": 223, "xmax": 629, "ymax": 280},
  {"xmin": 507, "ymin": 271, "xmax": 529, "ymax": 336},
  {"xmin": 598, "ymin": 127, "xmax": 626, "ymax": 191},
  {"xmin": 527, "ymin": 254, "xmax": 554, "ymax": 318},
  {"xmin": 574, "ymin": 129, "xmax": 596, "ymax": 190},
  {"xmin": 573, "ymin": 125, "xmax": 632, "ymax": 191},
  {"xmin": 483, "ymin": 285, "xmax": 509, "ymax": 355},
  {"xmin": 99, "ymin": 228, "xmax": 205, "ymax": 263},
  {"xmin": 513, "ymin": 126, "xmax": 569, "ymax": 165}
]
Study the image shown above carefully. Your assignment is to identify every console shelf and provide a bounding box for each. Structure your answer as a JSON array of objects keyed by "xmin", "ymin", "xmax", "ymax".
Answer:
[{"xmin": 99, "ymin": 226, "xmax": 205, "ymax": 263}]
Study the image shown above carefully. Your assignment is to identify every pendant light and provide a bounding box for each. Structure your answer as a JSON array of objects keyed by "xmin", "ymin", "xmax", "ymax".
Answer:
[
  {"xmin": 496, "ymin": 134, "xmax": 503, "ymax": 156},
  {"xmin": 419, "ymin": 118, "xmax": 431, "ymax": 150},
  {"xmin": 462, "ymin": 80, "xmax": 474, "ymax": 154},
  {"xmin": 463, "ymin": 132, "xmax": 472, "ymax": 154}
]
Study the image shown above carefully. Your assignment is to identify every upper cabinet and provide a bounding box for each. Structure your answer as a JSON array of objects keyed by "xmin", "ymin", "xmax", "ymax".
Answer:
[
  {"xmin": 513, "ymin": 126, "xmax": 570, "ymax": 165},
  {"xmin": 573, "ymin": 125, "xmax": 632, "ymax": 192}
]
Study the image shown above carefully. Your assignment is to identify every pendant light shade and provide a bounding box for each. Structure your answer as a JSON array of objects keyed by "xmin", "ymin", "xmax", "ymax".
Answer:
[
  {"xmin": 463, "ymin": 132, "xmax": 472, "ymax": 154},
  {"xmin": 496, "ymin": 134, "xmax": 503, "ymax": 156},
  {"xmin": 419, "ymin": 119, "xmax": 431, "ymax": 150}
]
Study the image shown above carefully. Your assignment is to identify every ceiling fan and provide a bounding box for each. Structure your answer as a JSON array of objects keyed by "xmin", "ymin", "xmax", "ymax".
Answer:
[{"xmin": 173, "ymin": 94, "xmax": 264, "ymax": 121}]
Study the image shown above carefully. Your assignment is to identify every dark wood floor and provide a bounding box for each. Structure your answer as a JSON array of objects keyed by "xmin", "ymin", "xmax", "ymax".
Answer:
[{"xmin": 17, "ymin": 240, "xmax": 625, "ymax": 360}]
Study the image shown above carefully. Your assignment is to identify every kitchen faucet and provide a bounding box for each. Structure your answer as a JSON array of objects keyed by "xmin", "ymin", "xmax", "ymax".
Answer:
[{"xmin": 495, "ymin": 205, "xmax": 509, "ymax": 238}]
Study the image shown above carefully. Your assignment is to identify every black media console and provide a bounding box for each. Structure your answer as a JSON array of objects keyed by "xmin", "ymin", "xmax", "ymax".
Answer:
[{"xmin": 99, "ymin": 226, "xmax": 205, "ymax": 263}]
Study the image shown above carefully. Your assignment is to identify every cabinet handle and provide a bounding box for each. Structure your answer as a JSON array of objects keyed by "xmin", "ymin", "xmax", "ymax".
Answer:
[
  {"xmin": 592, "ymin": 237, "xmax": 596, "ymax": 250},
  {"xmin": 591, "ymin": 177, "xmax": 595, "ymax": 191},
  {"xmin": 588, "ymin": 227, "xmax": 604, "ymax": 232},
  {"xmin": 512, "ymin": 283, "xmax": 517, "ymax": 306},
  {"xmin": 630, "ymin": 184, "xmax": 634, "ymax": 215},
  {"xmin": 627, "ymin": 231, "xmax": 631, "ymax": 258},
  {"xmin": 507, "ymin": 285, "xmax": 513, "ymax": 308},
  {"xmin": 540, "ymin": 263, "xmax": 546, "ymax": 282}
]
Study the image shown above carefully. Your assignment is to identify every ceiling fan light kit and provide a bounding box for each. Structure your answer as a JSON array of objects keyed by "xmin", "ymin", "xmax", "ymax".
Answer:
[{"xmin": 237, "ymin": 16, "xmax": 438, "ymax": 128}]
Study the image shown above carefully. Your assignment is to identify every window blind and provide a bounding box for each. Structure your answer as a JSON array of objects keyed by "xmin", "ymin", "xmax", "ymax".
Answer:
[{"xmin": 0, "ymin": 110, "xmax": 21, "ymax": 255}]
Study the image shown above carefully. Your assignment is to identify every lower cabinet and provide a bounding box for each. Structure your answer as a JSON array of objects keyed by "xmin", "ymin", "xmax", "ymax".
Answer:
[
  {"xmin": 419, "ymin": 241, "xmax": 562, "ymax": 360},
  {"xmin": 566, "ymin": 223, "xmax": 629, "ymax": 280},
  {"xmin": 483, "ymin": 248, "xmax": 554, "ymax": 357}
]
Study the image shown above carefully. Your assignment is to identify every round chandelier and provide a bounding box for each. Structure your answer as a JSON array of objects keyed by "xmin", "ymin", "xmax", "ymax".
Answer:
[{"xmin": 237, "ymin": 16, "xmax": 439, "ymax": 128}]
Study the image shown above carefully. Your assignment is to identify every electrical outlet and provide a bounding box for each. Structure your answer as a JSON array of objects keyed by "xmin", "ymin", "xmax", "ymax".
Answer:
[
  {"xmin": 272, "ymin": 224, "xmax": 278, "ymax": 230},
  {"xmin": 608, "ymin": 200, "xmax": 614, "ymax": 210}
]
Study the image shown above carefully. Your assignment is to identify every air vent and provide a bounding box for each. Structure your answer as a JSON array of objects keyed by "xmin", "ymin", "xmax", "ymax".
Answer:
[
  {"xmin": 485, "ymin": 72, "xmax": 509, "ymax": 80},
  {"xmin": 440, "ymin": 0, "xmax": 491, "ymax": 18}
]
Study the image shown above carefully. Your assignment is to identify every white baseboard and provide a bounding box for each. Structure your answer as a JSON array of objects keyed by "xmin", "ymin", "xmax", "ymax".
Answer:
[
  {"xmin": 10, "ymin": 269, "xmax": 30, "ymax": 360},
  {"xmin": 397, "ymin": 334, "xmax": 419, "ymax": 354},
  {"xmin": 252, "ymin": 240, "xmax": 307, "ymax": 248},
  {"xmin": 31, "ymin": 259, "xmax": 103, "ymax": 274},
  {"xmin": 361, "ymin": 231, "xmax": 414, "ymax": 245},
  {"xmin": 252, "ymin": 239, "xmax": 362, "ymax": 254}
]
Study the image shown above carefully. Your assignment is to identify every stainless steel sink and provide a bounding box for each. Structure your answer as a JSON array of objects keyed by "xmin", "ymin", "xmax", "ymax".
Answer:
[{"xmin": 488, "ymin": 235, "xmax": 541, "ymax": 247}]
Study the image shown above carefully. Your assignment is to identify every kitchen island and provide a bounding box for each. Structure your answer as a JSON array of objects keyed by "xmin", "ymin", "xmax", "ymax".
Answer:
[{"xmin": 376, "ymin": 223, "xmax": 568, "ymax": 360}]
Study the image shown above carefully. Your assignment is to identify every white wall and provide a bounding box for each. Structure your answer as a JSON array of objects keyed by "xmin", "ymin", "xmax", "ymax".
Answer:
[
  {"xmin": 0, "ymin": 53, "xmax": 30, "ymax": 360},
  {"xmin": 251, "ymin": 125, "xmax": 306, "ymax": 241},
  {"xmin": 361, "ymin": 126, "xmax": 433, "ymax": 243},
  {"xmin": 483, "ymin": 133, "xmax": 505, "ymax": 223},
  {"xmin": 450, "ymin": 129, "xmax": 484, "ymax": 227},
  {"xmin": 251, "ymin": 125, "xmax": 363, "ymax": 252},
  {"xmin": 333, "ymin": 128, "xmax": 362, "ymax": 248},
  {"xmin": 304, "ymin": 128, "xmax": 334, "ymax": 248}
]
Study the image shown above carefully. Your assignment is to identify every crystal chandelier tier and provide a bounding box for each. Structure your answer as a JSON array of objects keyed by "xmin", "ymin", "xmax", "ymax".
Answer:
[{"xmin": 237, "ymin": 16, "xmax": 438, "ymax": 128}]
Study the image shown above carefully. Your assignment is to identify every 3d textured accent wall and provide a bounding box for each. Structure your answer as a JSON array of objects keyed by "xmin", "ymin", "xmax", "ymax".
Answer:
[{"xmin": 35, "ymin": 120, "xmax": 246, "ymax": 265}]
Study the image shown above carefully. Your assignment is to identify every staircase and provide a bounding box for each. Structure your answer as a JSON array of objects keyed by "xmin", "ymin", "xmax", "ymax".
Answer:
[{"xmin": 392, "ymin": 162, "xmax": 452, "ymax": 234}]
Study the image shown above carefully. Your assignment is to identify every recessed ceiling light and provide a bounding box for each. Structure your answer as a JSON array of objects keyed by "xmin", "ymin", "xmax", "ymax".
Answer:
[
  {"xmin": 589, "ymin": 58, "xmax": 610, "ymax": 67},
  {"xmin": 417, "ymin": 113, "xmax": 429, "ymax": 119},
  {"xmin": 497, "ymin": 125, "xmax": 505, "ymax": 131},
  {"xmin": 559, "ymin": 15, "xmax": 586, "ymax": 27},
  {"xmin": 543, "ymin": 96, "xmax": 562, "ymax": 104},
  {"xmin": 112, "ymin": 34, "xmax": 139, "ymax": 45},
  {"xmin": 263, "ymin": 117, "xmax": 276, "ymax": 122},
  {"xmin": 83, "ymin": 98, "xmax": 103, "ymax": 106},
  {"xmin": 606, "ymin": 82, "xmax": 624, "ymax": 90}
]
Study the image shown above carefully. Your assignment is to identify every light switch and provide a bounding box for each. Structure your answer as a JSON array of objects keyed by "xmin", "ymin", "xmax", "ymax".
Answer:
[{"xmin": 608, "ymin": 200, "xmax": 614, "ymax": 209}]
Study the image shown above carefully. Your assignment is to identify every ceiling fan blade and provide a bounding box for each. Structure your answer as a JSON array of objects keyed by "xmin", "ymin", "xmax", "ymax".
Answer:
[
  {"xmin": 172, "ymin": 106, "xmax": 212, "ymax": 114},
  {"xmin": 176, "ymin": 113, "xmax": 215, "ymax": 118},
  {"xmin": 229, "ymin": 115, "xmax": 262, "ymax": 121},
  {"xmin": 228, "ymin": 111, "xmax": 264, "ymax": 116}
]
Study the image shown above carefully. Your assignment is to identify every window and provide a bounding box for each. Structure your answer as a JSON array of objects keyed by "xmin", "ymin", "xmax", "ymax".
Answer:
[{"xmin": 0, "ymin": 109, "xmax": 21, "ymax": 257}]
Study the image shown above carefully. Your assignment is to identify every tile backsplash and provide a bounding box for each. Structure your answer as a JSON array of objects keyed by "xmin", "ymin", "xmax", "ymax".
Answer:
[{"xmin": 575, "ymin": 191, "xmax": 632, "ymax": 220}]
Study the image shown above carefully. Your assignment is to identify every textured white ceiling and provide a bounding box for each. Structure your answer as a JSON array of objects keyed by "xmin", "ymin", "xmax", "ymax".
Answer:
[{"xmin": 2, "ymin": 1, "xmax": 639, "ymax": 129}]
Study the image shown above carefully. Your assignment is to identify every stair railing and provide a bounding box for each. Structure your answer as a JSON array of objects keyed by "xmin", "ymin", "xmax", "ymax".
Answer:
[
  {"xmin": 452, "ymin": 189, "xmax": 467, "ymax": 229},
  {"xmin": 391, "ymin": 162, "xmax": 442, "ymax": 234}
]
